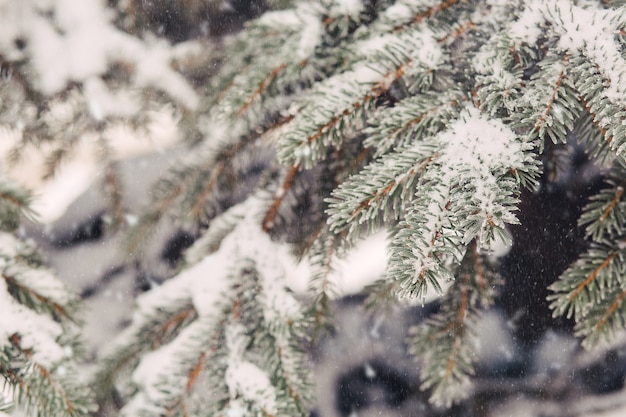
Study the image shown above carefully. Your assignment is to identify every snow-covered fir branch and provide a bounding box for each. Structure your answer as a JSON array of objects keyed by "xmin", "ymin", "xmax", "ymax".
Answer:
[
  {"xmin": 6, "ymin": 0, "xmax": 626, "ymax": 415},
  {"xmin": 0, "ymin": 180, "xmax": 94, "ymax": 417}
]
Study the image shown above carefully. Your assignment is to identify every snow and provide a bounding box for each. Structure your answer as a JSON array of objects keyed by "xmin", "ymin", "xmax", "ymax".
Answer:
[
  {"xmin": 134, "ymin": 258, "xmax": 198, "ymax": 317},
  {"xmin": 83, "ymin": 77, "xmax": 140, "ymax": 122},
  {"xmin": 356, "ymin": 33, "xmax": 397, "ymax": 56},
  {"xmin": 357, "ymin": 28, "xmax": 442, "ymax": 70},
  {"xmin": 0, "ymin": 271, "xmax": 65, "ymax": 368},
  {"xmin": 131, "ymin": 36, "xmax": 199, "ymax": 110},
  {"xmin": 297, "ymin": 5, "xmax": 324, "ymax": 60},
  {"xmin": 331, "ymin": 0, "xmax": 364, "ymax": 17},
  {"xmin": 411, "ymin": 184, "xmax": 450, "ymax": 274},
  {"xmin": 216, "ymin": 200, "xmax": 304, "ymax": 324},
  {"xmin": 126, "ymin": 318, "xmax": 216, "ymax": 417},
  {"xmin": 189, "ymin": 255, "xmax": 234, "ymax": 318},
  {"xmin": 225, "ymin": 323, "xmax": 278, "ymax": 415},
  {"xmin": 508, "ymin": 5, "xmax": 544, "ymax": 45},
  {"xmin": 31, "ymin": 153, "xmax": 100, "ymax": 225},
  {"xmin": 511, "ymin": 0, "xmax": 626, "ymax": 102},
  {"xmin": 382, "ymin": 2, "xmax": 413, "ymax": 23},
  {"xmin": 471, "ymin": 310, "xmax": 517, "ymax": 366},
  {"xmin": 550, "ymin": 2, "xmax": 626, "ymax": 101},
  {"xmin": 0, "ymin": 0, "xmax": 198, "ymax": 108},
  {"xmin": 435, "ymin": 107, "xmax": 526, "ymax": 245},
  {"xmin": 0, "ymin": 233, "xmax": 74, "ymax": 368},
  {"xmin": 380, "ymin": 0, "xmax": 440, "ymax": 27},
  {"xmin": 3, "ymin": 263, "xmax": 73, "ymax": 307},
  {"xmin": 5, "ymin": 106, "xmax": 180, "ymax": 224},
  {"xmin": 256, "ymin": 3, "xmax": 323, "ymax": 60},
  {"xmin": 413, "ymin": 30, "xmax": 442, "ymax": 69},
  {"xmin": 438, "ymin": 107, "xmax": 524, "ymax": 177}
]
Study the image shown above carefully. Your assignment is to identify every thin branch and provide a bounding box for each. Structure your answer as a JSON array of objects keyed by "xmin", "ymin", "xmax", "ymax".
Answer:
[
  {"xmin": 569, "ymin": 252, "xmax": 617, "ymax": 301},
  {"xmin": 191, "ymin": 161, "xmax": 225, "ymax": 219},
  {"xmin": 262, "ymin": 164, "xmax": 300, "ymax": 232},
  {"xmin": 601, "ymin": 186, "xmax": 624, "ymax": 221},
  {"xmin": 2, "ymin": 273, "xmax": 71, "ymax": 320},
  {"xmin": 349, "ymin": 155, "xmax": 436, "ymax": 220},
  {"xmin": 236, "ymin": 64, "xmax": 287, "ymax": 117},
  {"xmin": 595, "ymin": 290, "xmax": 626, "ymax": 332},
  {"xmin": 438, "ymin": 21, "xmax": 476, "ymax": 43},
  {"xmin": 394, "ymin": 0, "xmax": 458, "ymax": 32},
  {"xmin": 534, "ymin": 54, "xmax": 569, "ymax": 134}
]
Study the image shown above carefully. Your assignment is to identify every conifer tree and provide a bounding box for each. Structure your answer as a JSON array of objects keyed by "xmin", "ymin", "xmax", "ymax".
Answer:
[
  {"xmin": 95, "ymin": 0, "xmax": 626, "ymax": 412},
  {"xmin": 4, "ymin": 0, "xmax": 626, "ymax": 415},
  {"xmin": 0, "ymin": 177, "xmax": 94, "ymax": 416}
]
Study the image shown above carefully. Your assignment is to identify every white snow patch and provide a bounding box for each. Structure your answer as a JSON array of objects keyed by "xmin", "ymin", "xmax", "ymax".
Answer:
[
  {"xmin": 364, "ymin": 363, "xmax": 376, "ymax": 378},
  {"xmin": 31, "ymin": 150, "xmax": 99, "ymax": 224},
  {"xmin": 413, "ymin": 30, "xmax": 442, "ymax": 69},
  {"xmin": 0, "ymin": 272, "xmax": 65, "ymax": 368},
  {"xmin": 509, "ymin": 4, "xmax": 544, "ymax": 45},
  {"xmin": 127, "ymin": 318, "xmax": 214, "ymax": 416},
  {"xmin": 0, "ymin": 0, "xmax": 198, "ymax": 107},
  {"xmin": 380, "ymin": 0, "xmax": 440, "ymax": 27},
  {"xmin": 225, "ymin": 323, "xmax": 277, "ymax": 415},
  {"xmin": 438, "ymin": 107, "xmax": 524, "ymax": 177},
  {"xmin": 84, "ymin": 77, "xmax": 140, "ymax": 121},
  {"xmin": 257, "ymin": 3, "xmax": 323, "ymax": 60},
  {"xmin": 332, "ymin": 0, "xmax": 364, "ymax": 17},
  {"xmin": 523, "ymin": 0, "xmax": 626, "ymax": 103},
  {"xmin": 285, "ymin": 230, "xmax": 389, "ymax": 298},
  {"xmin": 190, "ymin": 254, "xmax": 234, "ymax": 318},
  {"xmin": 297, "ymin": 7, "xmax": 324, "ymax": 60}
]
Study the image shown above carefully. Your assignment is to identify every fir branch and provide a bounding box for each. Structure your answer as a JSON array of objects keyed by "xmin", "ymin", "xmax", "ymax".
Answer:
[
  {"xmin": 363, "ymin": 90, "xmax": 465, "ymax": 156},
  {"xmin": 184, "ymin": 203, "xmax": 248, "ymax": 264},
  {"xmin": 387, "ymin": 107, "xmax": 535, "ymax": 299},
  {"xmin": 236, "ymin": 64, "xmax": 288, "ymax": 117},
  {"xmin": 3, "ymin": 335, "xmax": 94, "ymax": 417},
  {"xmin": 572, "ymin": 281, "xmax": 626, "ymax": 349},
  {"xmin": 512, "ymin": 52, "xmax": 581, "ymax": 148},
  {"xmin": 327, "ymin": 143, "xmax": 438, "ymax": 241},
  {"xmin": 190, "ymin": 160, "xmax": 224, "ymax": 220},
  {"xmin": 437, "ymin": 20, "xmax": 476, "ymax": 43},
  {"xmin": 97, "ymin": 136, "xmax": 125, "ymax": 230},
  {"xmin": 408, "ymin": 243, "xmax": 498, "ymax": 407},
  {"xmin": 2, "ymin": 272, "xmax": 72, "ymax": 321},
  {"xmin": 0, "ymin": 178, "xmax": 36, "ymax": 231},
  {"xmin": 95, "ymin": 302, "xmax": 199, "ymax": 403},
  {"xmin": 279, "ymin": 27, "xmax": 439, "ymax": 167},
  {"xmin": 306, "ymin": 230, "xmax": 343, "ymax": 337},
  {"xmin": 262, "ymin": 164, "xmax": 300, "ymax": 232},
  {"xmin": 392, "ymin": 0, "xmax": 459, "ymax": 32},
  {"xmin": 578, "ymin": 98, "xmax": 613, "ymax": 163},
  {"xmin": 579, "ymin": 168, "xmax": 626, "ymax": 241},
  {"xmin": 549, "ymin": 242, "xmax": 626, "ymax": 333}
]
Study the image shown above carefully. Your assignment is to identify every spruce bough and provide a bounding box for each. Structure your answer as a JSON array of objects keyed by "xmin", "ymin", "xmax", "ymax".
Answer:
[
  {"xmin": 109, "ymin": 0, "xmax": 626, "ymax": 411},
  {"xmin": 4, "ymin": 0, "xmax": 626, "ymax": 414}
]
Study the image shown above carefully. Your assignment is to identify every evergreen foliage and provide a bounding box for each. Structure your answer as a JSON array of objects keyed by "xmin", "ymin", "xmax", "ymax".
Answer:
[
  {"xmin": 4, "ymin": 0, "xmax": 626, "ymax": 415},
  {"xmin": 0, "ymin": 177, "xmax": 95, "ymax": 417}
]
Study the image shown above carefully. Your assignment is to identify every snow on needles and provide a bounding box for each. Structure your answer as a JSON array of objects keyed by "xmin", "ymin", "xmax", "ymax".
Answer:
[
  {"xmin": 431, "ymin": 107, "xmax": 525, "ymax": 247},
  {"xmin": 403, "ymin": 107, "xmax": 527, "ymax": 292},
  {"xmin": 437, "ymin": 108, "xmax": 526, "ymax": 237},
  {"xmin": 510, "ymin": 0, "xmax": 626, "ymax": 103},
  {"xmin": 0, "ymin": 233, "xmax": 67, "ymax": 368},
  {"xmin": 0, "ymin": 0, "xmax": 198, "ymax": 110},
  {"xmin": 257, "ymin": 3, "xmax": 324, "ymax": 60},
  {"xmin": 122, "ymin": 196, "xmax": 303, "ymax": 415},
  {"xmin": 438, "ymin": 107, "xmax": 525, "ymax": 181},
  {"xmin": 225, "ymin": 324, "xmax": 278, "ymax": 415}
]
